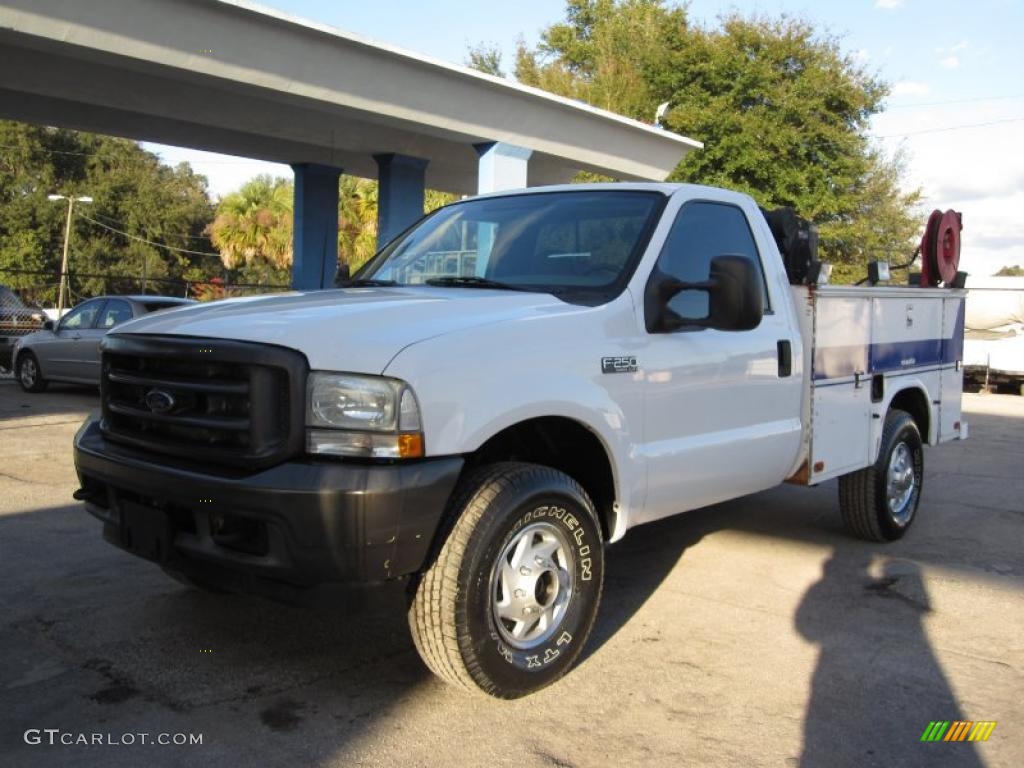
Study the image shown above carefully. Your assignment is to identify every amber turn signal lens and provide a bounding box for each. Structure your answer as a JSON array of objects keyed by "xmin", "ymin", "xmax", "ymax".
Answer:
[{"xmin": 398, "ymin": 432, "xmax": 424, "ymax": 458}]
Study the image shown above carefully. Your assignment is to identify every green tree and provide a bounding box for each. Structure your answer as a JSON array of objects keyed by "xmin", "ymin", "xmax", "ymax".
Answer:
[
  {"xmin": 466, "ymin": 44, "xmax": 505, "ymax": 77},
  {"xmin": 993, "ymin": 265, "xmax": 1023, "ymax": 277},
  {"xmin": 206, "ymin": 175, "xmax": 293, "ymax": 286},
  {"xmin": 0, "ymin": 121, "xmax": 214, "ymax": 303},
  {"xmin": 511, "ymin": 1, "xmax": 922, "ymax": 280}
]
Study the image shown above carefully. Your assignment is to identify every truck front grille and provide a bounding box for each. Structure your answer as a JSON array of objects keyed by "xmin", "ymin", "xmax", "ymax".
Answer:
[{"xmin": 100, "ymin": 335, "xmax": 307, "ymax": 470}]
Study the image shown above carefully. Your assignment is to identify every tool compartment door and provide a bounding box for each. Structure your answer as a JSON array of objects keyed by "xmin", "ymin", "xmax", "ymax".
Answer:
[
  {"xmin": 808, "ymin": 292, "xmax": 873, "ymax": 483},
  {"xmin": 939, "ymin": 296, "xmax": 967, "ymax": 442}
]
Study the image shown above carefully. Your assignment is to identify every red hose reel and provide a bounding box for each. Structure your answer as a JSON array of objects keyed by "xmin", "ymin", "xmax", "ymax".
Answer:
[{"xmin": 920, "ymin": 209, "xmax": 962, "ymax": 286}]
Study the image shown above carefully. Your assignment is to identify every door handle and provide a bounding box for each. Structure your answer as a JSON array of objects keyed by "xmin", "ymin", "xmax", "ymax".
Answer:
[{"xmin": 777, "ymin": 340, "xmax": 792, "ymax": 377}]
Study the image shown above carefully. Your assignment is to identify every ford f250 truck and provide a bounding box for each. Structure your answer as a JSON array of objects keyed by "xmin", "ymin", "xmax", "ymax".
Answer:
[{"xmin": 73, "ymin": 183, "xmax": 967, "ymax": 698}]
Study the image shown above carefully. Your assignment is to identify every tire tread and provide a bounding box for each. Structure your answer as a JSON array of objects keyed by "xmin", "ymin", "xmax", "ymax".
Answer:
[
  {"xmin": 408, "ymin": 462, "xmax": 602, "ymax": 697},
  {"xmin": 838, "ymin": 409, "xmax": 918, "ymax": 542}
]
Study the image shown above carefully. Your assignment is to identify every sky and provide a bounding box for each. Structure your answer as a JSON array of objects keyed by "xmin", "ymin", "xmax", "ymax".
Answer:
[{"xmin": 146, "ymin": 0, "xmax": 1024, "ymax": 276}]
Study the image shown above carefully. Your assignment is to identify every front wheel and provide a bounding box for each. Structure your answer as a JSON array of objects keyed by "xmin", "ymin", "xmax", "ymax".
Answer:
[
  {"xmin": 16, "ymin": 352, "xmax": 48, "ymax": 393},
  {"xmin": 838, "ymin": 408, "xmax": 924, "ymax": 541},
  {"xmin": 409, "ymin": 462, "xmax": 604, "ymax": 698}
]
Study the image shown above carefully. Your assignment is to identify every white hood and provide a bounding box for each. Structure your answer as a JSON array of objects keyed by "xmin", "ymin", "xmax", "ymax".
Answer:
[{"xmin": 111, "ymin": 287, "xmax": 570, "ymax": 373}]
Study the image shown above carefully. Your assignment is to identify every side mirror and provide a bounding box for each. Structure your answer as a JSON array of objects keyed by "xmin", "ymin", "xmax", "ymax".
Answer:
[
  {"xmin": 334, "ymin": 263, "xmax": 351, "ymax": 287},
  {"xmin": 43, "ymin": 319, "xmax": 54, "ymax": 331},
  {"xmin": 646, "ymin": 254, "xmax": 764, "ymax": 333}
]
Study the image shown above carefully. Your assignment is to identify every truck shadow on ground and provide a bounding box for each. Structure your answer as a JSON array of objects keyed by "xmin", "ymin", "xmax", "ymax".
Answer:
[
  {"xmin": 0, "ymin": 378, "xmax": 98, "ymax": 421},
  {"xmin": 1, "ymin": 403, "xmax": 1016, "ymax": 764},
  {"xmin": 0, "ymin": 502, "xmax": 432, "ymax": 757}
]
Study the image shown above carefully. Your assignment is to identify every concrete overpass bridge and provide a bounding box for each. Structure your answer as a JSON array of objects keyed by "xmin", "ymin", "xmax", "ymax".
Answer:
[{"xmin": 0, "ymin": 0, "xmax": 700, "ymax": 289}]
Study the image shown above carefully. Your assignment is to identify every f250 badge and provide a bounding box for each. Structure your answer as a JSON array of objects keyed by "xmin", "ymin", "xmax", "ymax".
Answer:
[{"xmin": 601, "ymin": 356, "xmax": 638, "ymax": 374}]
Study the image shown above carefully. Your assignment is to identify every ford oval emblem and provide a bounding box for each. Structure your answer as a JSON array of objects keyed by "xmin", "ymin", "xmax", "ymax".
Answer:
[{"xmin": 144, "ymin": 388, "xmax": 176, "ymax": 414}]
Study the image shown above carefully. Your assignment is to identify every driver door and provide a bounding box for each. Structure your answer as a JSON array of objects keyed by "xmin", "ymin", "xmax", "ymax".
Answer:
[
  {"xmin": 43, "ymin": 299, "xmax": 104, "ymax": 379},
  {"xmin": 636, "ymin": 199, "xmax": 803, "ymax": 525}
]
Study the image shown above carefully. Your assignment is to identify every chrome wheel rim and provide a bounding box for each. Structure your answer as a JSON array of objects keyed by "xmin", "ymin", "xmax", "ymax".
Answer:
[
  {"xmin": 19, "ymin": 357, "xmax": 36, "ymax": 388},
  {"xmin": 887, "ymin": 441, "xmax": 916, "ymax": 524},
  {"xmin": 490, "ymin": 521, "xmax": 575, "ymax": 649}
]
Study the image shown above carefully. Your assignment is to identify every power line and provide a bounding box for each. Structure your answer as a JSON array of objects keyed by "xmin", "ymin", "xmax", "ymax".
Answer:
[
  {"xmin": 0, "ymin": 142, "xmax": 92, "ymax": 157},
  {"xmin": 90, "ymin": 211, "xmax": 213, "ymax": 242},
  {"xmin": 79, "ymin": 214, "xmax": 224, "ymax": 259},
  {"xmin": 0, "ymin": 266, "xmax": 288, "ymax": 290},
  {"xmin": 0, "ymin": 142, "xmax": 271, "ymax": 164},
  {"xmin": 873, "ymin": 116, "xmax": 1024, "ymax": 138},
  {"xmin": 886, "ymin": 93, "xmax": 1024, "ymax": 109}
]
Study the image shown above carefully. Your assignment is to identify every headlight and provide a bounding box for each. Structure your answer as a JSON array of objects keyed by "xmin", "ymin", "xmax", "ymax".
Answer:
[{"xmin": 306, "ymin": 372, "xmax": 423, "ymax": 459}]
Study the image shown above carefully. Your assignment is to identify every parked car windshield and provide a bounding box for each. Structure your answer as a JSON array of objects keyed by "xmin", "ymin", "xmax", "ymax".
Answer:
[{"xmin": 358, "ymin": 191, "xmax": 665, "ymax": 297}]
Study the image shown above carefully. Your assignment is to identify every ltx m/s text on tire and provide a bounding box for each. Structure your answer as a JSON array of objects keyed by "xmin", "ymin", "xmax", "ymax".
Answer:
[{"xmin": 409, "ymin": 462, "xmax": 605, "ymax": 698}]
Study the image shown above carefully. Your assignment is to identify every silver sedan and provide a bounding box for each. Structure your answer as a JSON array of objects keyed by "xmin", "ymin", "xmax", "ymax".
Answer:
[{"xmin": 13, "ymin": 295, "xmax": 194, "ymax": 392}]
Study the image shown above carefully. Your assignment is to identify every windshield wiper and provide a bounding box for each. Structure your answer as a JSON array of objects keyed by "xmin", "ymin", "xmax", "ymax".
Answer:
[
  {"xmin": 339, "ymin": 278, "xmax": 398, "ymax": 287},
  {"xmin": 424, "ymin": 276, "xmax": 530, "ymax": 291}
]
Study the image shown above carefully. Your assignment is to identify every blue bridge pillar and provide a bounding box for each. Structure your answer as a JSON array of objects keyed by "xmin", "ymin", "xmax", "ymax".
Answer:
[
  {"xmin": 291, "ymin": 162, "xmax": 342, "ymax": 290},
  {"xmin": 473, "ymin": 143, "xmax": 532, "ymax": 275},
  {"xmin": 375, "ymin": 153, "xmax": 428, "ymax": 249},
  {"xmin": 475, "ymin": 142, "xmax": 533, "ymax": 194}
]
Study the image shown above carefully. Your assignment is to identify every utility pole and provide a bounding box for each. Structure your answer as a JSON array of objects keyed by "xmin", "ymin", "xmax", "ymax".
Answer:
[{"xmin": 48, "ymin": 194, "xmax": 93, "ymax": 315}]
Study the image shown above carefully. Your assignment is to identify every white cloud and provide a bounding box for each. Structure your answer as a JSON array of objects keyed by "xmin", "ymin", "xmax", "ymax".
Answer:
[
  {"xmin": 936, "ymin": 40, "xmax": 968, "ymax": 70},
  {"xmin": 891, "ymin": 81, "xmax": 931, "ymax": 97},
  {"xmin": 871, "ymin": 103, "xmax": 1024, "ymax": 277},
  {"xmin": 143, "ymin": 143, "xmax": 290, "ymax": 199},
  {"xmin": 875, "ymin": 0, "xmax": 903, "ymax": 9},
  {"xmin": 853, "ymin": 48, "xmax": 870, "ymax": 63}
]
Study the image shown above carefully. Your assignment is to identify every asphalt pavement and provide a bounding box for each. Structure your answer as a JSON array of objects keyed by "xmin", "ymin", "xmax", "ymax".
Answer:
[{"xmin": 0, "ymin": 377, "xmax": 1021, "ymax": 767}]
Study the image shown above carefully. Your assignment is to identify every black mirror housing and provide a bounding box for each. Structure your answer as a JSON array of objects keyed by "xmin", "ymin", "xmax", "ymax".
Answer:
[
  {"xmin": 334, "ymin": 263, "xmax": 351, "ymax": 287},
  {"xmin": 646, "ymin": 254, "xmax": 763, "ymax": 333},
  {"xmin": 43, "ymin": 319, "xmax": 54, "ymax": 331},
  {"xmin": 705, "ymin": 254, "xmax": 763, "ymax": 331}
]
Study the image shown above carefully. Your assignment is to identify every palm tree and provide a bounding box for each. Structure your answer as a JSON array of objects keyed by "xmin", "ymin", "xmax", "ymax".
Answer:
[
  {"xmin": 209, "ymin": 174, "xmax": 456, "ymax": 278},
  {"xmin": 207, "ymin": 175, "xmax": 293, "ymax": 270},
  {"xmin": 338, "ymin": 176, "xmax": 378, "ymax": 271}
]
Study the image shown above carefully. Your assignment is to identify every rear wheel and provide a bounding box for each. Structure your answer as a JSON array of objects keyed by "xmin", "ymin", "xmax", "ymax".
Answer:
[
  {"xmin": 409, "ymin": 462, "xmax": 604, "ymax": 698},
  {"xmin": 16, "ymin": 352, "xmax": 47, "ymax": 393},
  {"xmin": 838, "ymin": 409, "xmax": 923, "ymax": 541}
]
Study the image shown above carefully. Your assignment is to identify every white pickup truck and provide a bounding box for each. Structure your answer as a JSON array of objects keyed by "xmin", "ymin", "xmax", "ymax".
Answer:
[{"xmin": 73, "ymin": 183, "xmax": 967, "ymax": 698}]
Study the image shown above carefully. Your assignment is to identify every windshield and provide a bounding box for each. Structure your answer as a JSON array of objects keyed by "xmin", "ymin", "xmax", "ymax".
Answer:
[{"xmin": 358, "ymin": 191, "xmax": 665, "ymax": 297}]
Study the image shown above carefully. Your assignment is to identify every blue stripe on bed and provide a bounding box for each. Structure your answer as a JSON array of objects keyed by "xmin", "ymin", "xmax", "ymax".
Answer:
[{"xmin": 813, "ymin": 299, "xmax": 965, "ymax": 381}]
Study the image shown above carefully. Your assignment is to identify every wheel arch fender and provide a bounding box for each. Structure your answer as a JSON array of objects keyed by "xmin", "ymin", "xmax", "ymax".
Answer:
[
  {"xmin": 397, "ymin": 363, "xmax": 637, "ymax": 541},
  {"xmin": 465, "ymin": 412, "xmax": 623, "ymax": 541},
  {"xmin": 872, "ymin": 382, "xmax": 934, "ymax": 461},
  {"xmin": 15, "ymin": 345, "xmax": 43, "ymax": 376}
]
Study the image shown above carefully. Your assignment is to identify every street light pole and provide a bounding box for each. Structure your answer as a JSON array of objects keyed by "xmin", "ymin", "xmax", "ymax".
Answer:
[{"xmin": 48, "ymin": 194, "xmax": 92, "ymax": 315}]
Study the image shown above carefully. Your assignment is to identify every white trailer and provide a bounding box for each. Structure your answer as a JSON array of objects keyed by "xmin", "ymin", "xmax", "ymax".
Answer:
[{"xmin": 963, "ymin": 277, "xmax": 1024, "ymax": 394}]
